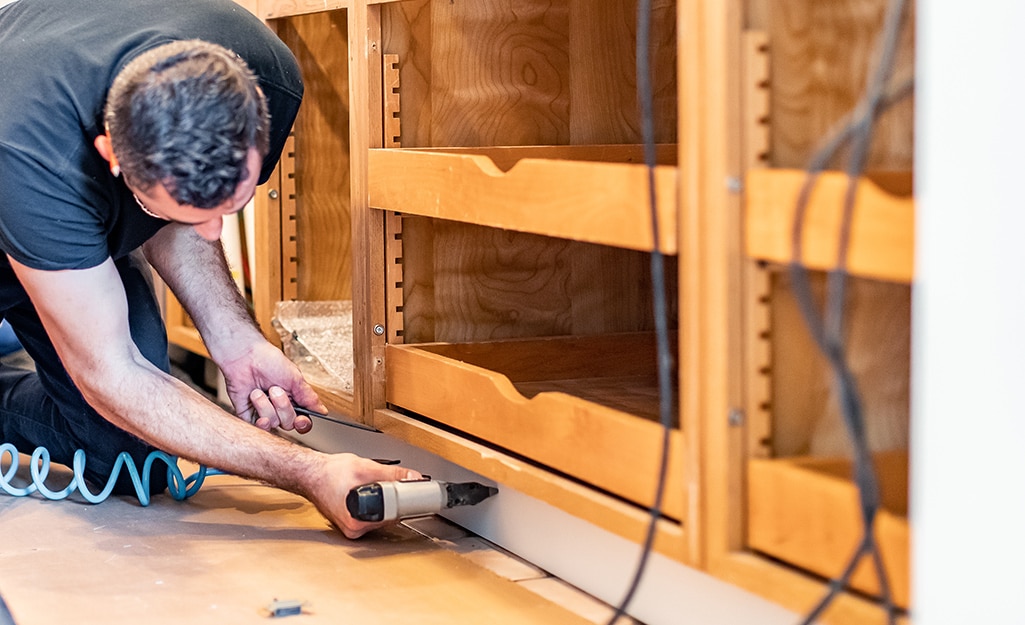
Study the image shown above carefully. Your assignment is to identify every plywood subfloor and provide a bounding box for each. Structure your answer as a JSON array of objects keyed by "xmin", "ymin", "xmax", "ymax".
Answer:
[{"xmin": 0, "ymin": 462, "xmax": 602, "ymax": 625}]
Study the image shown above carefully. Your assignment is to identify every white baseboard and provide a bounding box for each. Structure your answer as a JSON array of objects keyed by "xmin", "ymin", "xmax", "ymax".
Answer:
[{"xmin": 283, "ymin": 419, "xmax": 797, "ymax": 625}]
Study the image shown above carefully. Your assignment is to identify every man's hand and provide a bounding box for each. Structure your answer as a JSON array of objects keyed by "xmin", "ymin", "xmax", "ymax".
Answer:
[
  {"xmin": 307, "ymin": 453, "xmax": 423, "ymax": 539},
  {"xmin": 143, "ymin": 225, "xmax": 323, "ymax": 433},
  {"xmin": 219, "ymin": 340, "xmax": 325, "ymax": 433}
]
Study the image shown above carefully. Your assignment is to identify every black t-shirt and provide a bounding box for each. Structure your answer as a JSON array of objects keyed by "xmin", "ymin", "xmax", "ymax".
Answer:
[{"xmin": 0, "ymin": 0, "xmax": 303, "ymax": 289}]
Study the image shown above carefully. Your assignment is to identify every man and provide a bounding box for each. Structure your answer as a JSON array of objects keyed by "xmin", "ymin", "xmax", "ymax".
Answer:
[{"xmin": 0, "ymin": 0, "xmax": 418, "ymax": 538}]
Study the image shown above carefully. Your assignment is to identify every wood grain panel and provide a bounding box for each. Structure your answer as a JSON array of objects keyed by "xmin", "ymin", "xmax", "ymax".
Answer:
[
  {"xmin": 567, "ymin": 244, "xmax": 669, "ymax": 337},
  {"xmin": 275, "ymin": 11, "xmax": 353, "ymax": 301},
  {"xmin": 768, "ymin": 0, "xmax": 915, "ymax": 169},
  {"xmin": 430, "ymin": 221, "xmax": 575, "ymax": 342},
  {"xmin": 770, "ymin": 270, "xmax": 910, "ymax": 458},
  {"xmin": 568, "ymin": 0, "xmax": 677, "ymax": 144},
  {"xmin": 429, "ymin": 0, "xmax": 570, "ymax": 147},
  {"xmin": 380, "ymin": 0, "xmax": 432, "ymax": 147}
]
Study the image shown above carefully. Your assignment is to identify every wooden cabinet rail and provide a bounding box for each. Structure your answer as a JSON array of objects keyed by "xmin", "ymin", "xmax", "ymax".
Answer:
[{"xmin": 369, "ymin": 145, "xmax": 679, "ymax": 253}]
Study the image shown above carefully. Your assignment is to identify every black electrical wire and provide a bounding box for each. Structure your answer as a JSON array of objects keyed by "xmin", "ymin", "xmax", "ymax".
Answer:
[
  {"xmin": 606, "ymin": 0, "xmax": 675, "ymax": 622},
  {"xmin": 789, "ymin": 0, "xmax": 910, "ymax": 623},
  {"xmin": 607, "ymin": 1, "xmax": 911, "ymax": 622}
]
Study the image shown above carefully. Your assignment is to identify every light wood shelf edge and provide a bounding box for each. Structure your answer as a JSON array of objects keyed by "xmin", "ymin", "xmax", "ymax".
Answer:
[
  {"xmin": 373, "ymin": 408, "xmax": 689, "ymax": 563},
  {"xmin": 368, "ymin": 145, "xmax": 679, "ymax": 253},
  {"xmin": 744, "ymin": 168, "xmax": 914, "ymax": 283},
  {"xmin": 166, "ymin": 325, "xmax": 209, "ymax": 359},
  {"xmin": 260, "ymin": 0, "xmax": 351, "ymax": 20}
]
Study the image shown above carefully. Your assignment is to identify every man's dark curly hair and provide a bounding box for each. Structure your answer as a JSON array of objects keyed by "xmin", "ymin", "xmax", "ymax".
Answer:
[{"xmin": 104, "ymin": 40, "xmax": 269, "ymax": 208}]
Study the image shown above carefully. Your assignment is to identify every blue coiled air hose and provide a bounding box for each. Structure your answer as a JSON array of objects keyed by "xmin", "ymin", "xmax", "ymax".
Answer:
[{"xmin": 0, "ymin": 443, "xmax": 220, "ymax": 505}]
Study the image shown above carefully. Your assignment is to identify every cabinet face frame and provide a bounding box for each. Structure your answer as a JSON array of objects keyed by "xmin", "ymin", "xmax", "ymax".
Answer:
[{"xmin": 692, "ymin": 1, "xmax": 915, "ymax": 622}]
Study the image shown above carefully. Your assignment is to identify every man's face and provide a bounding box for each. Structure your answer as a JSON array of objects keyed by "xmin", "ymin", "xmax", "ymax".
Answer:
[{"xmin": 127, "ymin": 147, "xmax": 262, "ymax": 241}]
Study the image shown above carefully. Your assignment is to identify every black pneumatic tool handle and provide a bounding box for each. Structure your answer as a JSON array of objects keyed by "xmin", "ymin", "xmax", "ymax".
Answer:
[{"xmin": 346, "ymin": 482, "xmax": 387, "ymax": 522}]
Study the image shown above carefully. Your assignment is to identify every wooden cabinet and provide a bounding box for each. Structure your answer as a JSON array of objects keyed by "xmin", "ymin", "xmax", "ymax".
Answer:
[
  {"xmin": 165, "ymin": 1, "xmax": 916, "ymax": 622},
  {"xmin": 363, "ymin": 0, "xmax": 687, "ymax": 560},
  {"xmin": 687, "ymin": 1, "xmax": 915, "ymax": 622}
]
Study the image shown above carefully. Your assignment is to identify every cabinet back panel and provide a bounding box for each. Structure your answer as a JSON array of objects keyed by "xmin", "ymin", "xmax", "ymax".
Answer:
[
  {"xmin": 753, "ymin": 0, "xmax": 915, "ymax": 459},
  {"xmin": 401, "ymin": 217, "xmax": 676, "ymax": 344},
  {"xmin": 275, "ymin": 11, "xmax": 353, "ymax": 301},
  {"xmin": 382, "ymin": 0, "xmax": 676, "ymax": 147},
  {"xmin": 767, "ymin": 0, "xmax": 915, "ymax": 169},
  {"xmin": 770, "ymin": 271, "xmax": 911, "ymax": 458},
  {"xmin": 381, "ymin": 0, "xmax": 678, "ymax": 343}
]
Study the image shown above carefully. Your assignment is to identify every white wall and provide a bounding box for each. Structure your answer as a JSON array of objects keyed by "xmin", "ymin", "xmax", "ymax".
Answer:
[{"xmin": 913, "ymin": 3, "xmax": 1025, "ymax": 623}]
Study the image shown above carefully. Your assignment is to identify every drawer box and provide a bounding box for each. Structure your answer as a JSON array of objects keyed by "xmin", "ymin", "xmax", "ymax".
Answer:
[
  {"xmin": 747, "ymin": 451, "xmax": 910, "ymax": 608},
  {"xmin": 385, "ymin": 332, "xmax": 685, "ymax": 520}
]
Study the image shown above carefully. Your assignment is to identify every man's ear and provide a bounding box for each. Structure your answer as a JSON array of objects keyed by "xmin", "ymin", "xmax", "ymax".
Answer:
[{"xmin": 93, "ymin": 133, "xmax": 120, "ymax": 177}]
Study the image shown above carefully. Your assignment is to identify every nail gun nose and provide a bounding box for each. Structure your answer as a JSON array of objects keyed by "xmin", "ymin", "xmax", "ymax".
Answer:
[{"xmin": 443, "ymin": 481, "xmax": 499, "ymax": 508}]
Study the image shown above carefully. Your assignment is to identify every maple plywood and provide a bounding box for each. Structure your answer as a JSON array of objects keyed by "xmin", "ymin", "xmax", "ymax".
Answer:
[
  {"xmin": 768, "ymin": 0, "xmax": 915, "ymax": 169},
  {"xmin": 769, "ymin": 272, "xmax": 911, "ymax": 459},
  {"xmin": 567, "ymin": 0, "xmax": 677, "ymax": 145},
  {"xmin": 397, "ymin": 218, "xmax": 672, "ymax": 345},
  {"xmin": 381, "ymin": 0, "xmax": 676, "ymax": 149},
  {"xmin": 274, "ymin": 11, "xmax": 354, "ymax": 302}
]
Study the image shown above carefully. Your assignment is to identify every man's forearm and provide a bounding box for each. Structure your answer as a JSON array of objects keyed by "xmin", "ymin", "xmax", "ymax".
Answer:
[
  {"xmin": 91, "ymin": 356, "xmax": 324, "ymax": 497},
  {"xmin": 143, "ymin": 223, "xmax": 263, "ymax": 364}
]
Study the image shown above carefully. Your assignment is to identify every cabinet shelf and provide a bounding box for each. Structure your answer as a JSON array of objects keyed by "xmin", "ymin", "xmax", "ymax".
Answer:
[
  {"xmin": 384, "ymin": 332, "xmax": 685, "ymax": 520},
  {"xmin": 745, "ymin": 169, "xmax": 914, "ymax": 283},
  {"xmin": 747, "ymin": 451, "xmax": 910, "ymax": 609},
  {"xmin": 369, "ymin": 145, "xmax": 679, "ymax": 252}
]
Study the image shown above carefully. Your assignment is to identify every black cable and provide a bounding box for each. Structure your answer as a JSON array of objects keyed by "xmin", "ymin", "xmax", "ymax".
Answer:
[
  {"xmin": 606, "ymin": 0, "xmax": 675, "ymax": 622},
  {"xmin": 789, "ymin": 0, "xmax": 910, "ymax": 622}
]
